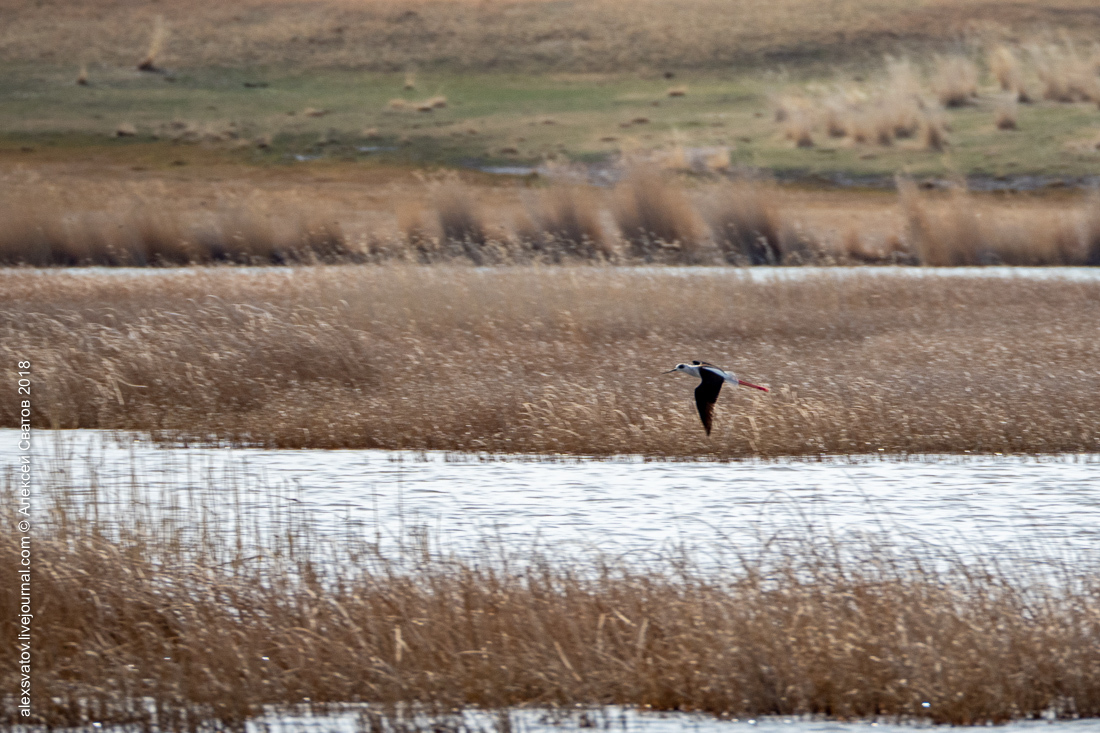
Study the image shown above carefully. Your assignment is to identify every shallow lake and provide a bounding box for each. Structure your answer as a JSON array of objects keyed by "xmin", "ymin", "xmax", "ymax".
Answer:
[
  {"xmin": 5, "ymin": 265, "xmax": 1100, "ymax": 282},
  {"xmin": 9, "ymin": 430, "xmax": 1099, "ymax": 567},
  {"xmin": 10, "ymin": 431, "xmax": 1100, "ymax": 731},
  {"xmin": 244, "ymin": 705, "xmax": 1100, "ymax": 733}
]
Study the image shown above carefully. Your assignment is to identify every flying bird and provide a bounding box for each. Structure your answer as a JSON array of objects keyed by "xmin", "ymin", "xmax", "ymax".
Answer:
[{"xmin": 664, "ymin": 360, "xmax": 769, "ymax": 435}]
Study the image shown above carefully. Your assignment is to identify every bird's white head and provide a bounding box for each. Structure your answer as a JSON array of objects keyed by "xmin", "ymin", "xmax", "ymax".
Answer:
[{"xmin": 663, "ymin": 363, "xmax": 701, "ymax": 377}]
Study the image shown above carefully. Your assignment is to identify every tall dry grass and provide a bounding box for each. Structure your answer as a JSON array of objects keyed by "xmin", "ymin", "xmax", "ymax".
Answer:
[
  {"xmin": 703, "ymin": 181, "xmax": 783, "ymax": 265},
  {"xmin": 433, "ymin": 180, "xmax": 493, "ymax": 264},
  {"xmin": 931, "ymin": 55, "xmax": 979, "ymax": 108},
  {"xmin": 4, "ymin": 173, "xmax": 1100, "ymax": 268},
  {"xmin": 781, "ymin": 58, "xmax": 929, "ymax": 150},
  {"xmin": 522, "ymin": 186, "xmax": 610, "ymax": 262},
  {"xmin": 899, "ymin": 178, "xmax": 1090, "ymax": 266},
  {"xmin": 2, "ymin": 268, "xmax": 1099, "ymax": 456},
  {"xmin": 612, "ymin": 168, "xmax": 704, "ymax": 263},
  {"xmin": 776, "ymin": 39, "xmax": 1100, "ymax": 152},
  {"xmin": 1029, "ymin": 41, "xmax": 1100, "ymax": 103},
  {"xmin": 136, "ymin": 14, "xmax": 167, "ymax": 71},
  {"xmin": 0, "ymin": 190, "xmax": 356, "ymax": 266},
  {"xmin": 2, "ymin": 464, "xmax": 1099, "ymax": 729},
  {"xmin": 988, "ymin": 45, "xmax": 1032, "ymax": 101}
]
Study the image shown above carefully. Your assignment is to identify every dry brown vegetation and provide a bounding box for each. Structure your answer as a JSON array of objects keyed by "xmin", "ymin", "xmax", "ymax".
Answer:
[
  {"xmin": 776, "ymin": 39, "xmax": 1100, "ymax": 152},
  {"xmin": 3, "ymin": 461, "xmax": 1100, "ymax": 729},
  {"xmin": 6, "ymin": 0, "xmax": 1100, "ymax": 73},
  {"xmin": 703, "ymin": 181, "xmax": 784, "ymax": 265},
  {"xmin": 4, "ymin": 169, "xmax": 1100, "ymax": 267},
  {"xmin": 931, "ymin": 55, "xmax": 979, "ymax": 108},
  {"xmin": 521, "ymin": 185, "xmax": 611, "ymax": 262},
  {"xmin": 0, "ymin": 180, "xmax": 357, "ymax": 266},
  {"xmin": 612, "ymin": 167, "xmax": 704, "ymax": 263},
  {"xmin": 994, "ymin": 100, "xmax": 1018, "ymax": 130},
  {"xmin": 1029, "ymin": 41, "xmax": 1100, "ymax": 103},
  {"xmin": 2, "ymin": 267, "xmax": 1099, "ymax": 456},
  {"xmin": 899, "ymin": 179, "xmax": 1100, "ymax": 266}
]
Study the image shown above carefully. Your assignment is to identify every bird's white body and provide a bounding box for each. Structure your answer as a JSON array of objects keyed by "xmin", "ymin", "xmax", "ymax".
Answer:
[
  {"xmin": 673, "ymin": 363, "xmax": 739, "ymax": 384},
  {"xmin": 665, "ymin": 360, "xmax": 769, "ymax": 435}
]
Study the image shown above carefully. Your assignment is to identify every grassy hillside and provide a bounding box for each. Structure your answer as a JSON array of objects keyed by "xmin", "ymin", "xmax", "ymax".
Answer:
[
  {"xmin": 4, "ymin": 62, "xmax": 1100, "ymax": 179},
  {"xmin": 4, "ymin": 0, "xmax": 1100, "ymax": 73}
]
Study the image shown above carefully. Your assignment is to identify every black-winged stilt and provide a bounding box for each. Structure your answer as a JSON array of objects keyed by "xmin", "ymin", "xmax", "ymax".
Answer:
[{"xmin": 664, "ymin": 360, "xmax": 769, "ymax": 435}]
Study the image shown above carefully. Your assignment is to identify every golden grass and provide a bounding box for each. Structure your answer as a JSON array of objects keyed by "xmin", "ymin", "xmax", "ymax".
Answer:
[
  {"xmin": 989, "ymin": 46, "xmax": 1023, "ymax": 93},
  {"xmin": 0, "ymin": 188, "xmax": 355, "ymax": 266},
  {"xmin": 919, "ymin": 113, "xmax": 947, "ymax": 152},
  {"xmin": 703, "ymin": 181, "xmax": 784, "ymax": 265},
  {"xmin": 779, "ymin": 58, "xmax": 927, "ymax": 150},
  {"xmin": 432, "ymin": 180, "xmax": 494, "ymax": 264},
  {"xmin": 612, "ymin": 167, "xmax": 704, "ymax": 263},
  {"xmin": 521, "ymin": 185, "xmax": 611, "ymax": 261},
  {"xmin": 2, "ymin": 463, "xmax": 1099, "ymax": 729},
  {"xmin": 2, "ymin": 267, "xmax": 1099, "ymax": 456},
  {"xmin": 770, "ymin": 40, "xmax": 1100, "ymax": 153},
  {"xmin": 136, "ymin": 14, "xmax": 167, "ymax": 72},
  {"xmin": 5, "ymin": 0, "xmax": 1100, "ymax": 73},
  {"xmin": 899, "ymin": 179, "xmax": 1088, "ymax": 266},
  {"xmin": 5, "ymin": 171, "xmax": 1100, "ymax": 267},
  {"xmin": 931, "ymin": 55, "xmax": 979, "ymax": 108},
  {"xmin": 1030, "ymin": 41, "xmax": 1100, "ymax": 103},
  {"xmin": 783, "ymin": 113, "xmax": 816, "ymax": 148}
]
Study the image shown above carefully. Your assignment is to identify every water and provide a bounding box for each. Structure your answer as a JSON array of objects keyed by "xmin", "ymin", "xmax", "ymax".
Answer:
[
  {"xmin": 10, "ymin": 430, "xmax": 1100, "ymax": 731},
  {"xmin": 9, "ymin": 430, "xmax": 1099, "ymax": 567},
  {"xmin": 3, "ymin": 265, "xmax": 1100, "ymax": 281},
  {"xmin": 244, "ymin": 706, "xmax": 1100, "ymax": 733}
]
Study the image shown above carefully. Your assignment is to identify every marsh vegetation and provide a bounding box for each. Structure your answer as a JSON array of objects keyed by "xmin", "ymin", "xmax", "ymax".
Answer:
[
  {"xmin": 3, "ymin": 171, "xmax": 1100, "ymax": 266},
  {"xmin": 2, "ymin": 267, "xmax": 1098, "ymax": 456},
  {"xmin": 2, "ymin": 459, "xmax": 1099, "ymax": 729}
]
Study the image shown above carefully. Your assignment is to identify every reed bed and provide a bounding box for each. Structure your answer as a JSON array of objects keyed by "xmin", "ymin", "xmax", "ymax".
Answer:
[
  {"xmin": 0, "ymin": 189, "xmax": 357, "ymax": 266},
  {"xmin": 2, "ymin": 458, "xmax": 1099, "ymax": 730},
  {"xmin": 1, "ymin": 267, "xmax": 1098, "ymax": 456},
  {"xmin": 2, "ymin": 174, "xmax": 1099, "ymax": 267},
  {"xmin": 899, "ymin": 180, "xmax": 1097, "ymax": 266}
]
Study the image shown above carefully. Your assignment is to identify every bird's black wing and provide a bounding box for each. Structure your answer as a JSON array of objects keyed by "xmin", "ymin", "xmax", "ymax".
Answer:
[{"xmin": 694, "ymin": 368, "xmax": 725, "ymax": 435}]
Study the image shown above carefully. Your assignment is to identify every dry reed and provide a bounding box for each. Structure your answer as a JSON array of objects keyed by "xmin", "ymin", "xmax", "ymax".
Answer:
[
  {"xmin": 2, "ymin": 462, "xmax": 1098, "ymax": 730},
  {"xmin": 931, "ymin": 55, "xmax": 979, "ymax": 107},
  {"xmin": 433, "ymin": 180, "xmax": 494, "ymax": 264},
  {"xmin": 2, "ymin": 267, "xmax": 1099, "ymax": 456},
  {"xmin": 899, "ymin": 178, "xmax": 1088, "ymax": 265},
  {"xmin": 0, "ymin": 194, "xmax": 356, "ymax": 266},
  {"xmin": 522, "ymin": 186, "xmax": 610, "ymax": 262},
  {"xmin": 5, "ymin": 176, "xmax": 1100, "ymax": 269},
  {"xmin": 137, "ymin": 15, "xmax": 167, "ymax": 72},
  {"xmin": 612, "ymin": 168, "xmax": 704, "ymax": 263},
  {"xmin": 1030, "ymin": 41, "xmax": 1100, "ymax": 102},
  {"xmin": 778, "ymin": 59, "xmax": 925, "ymax": 148},
  {"xmin": 989, "ymin": 46, "xmax": 1023, "ymax": 93},
  {"xmin": 704, "ymin": 181, "xmax": 783, "ymax": 265},
  {"xmin": 919, "ymin": 114, "xmax": 947, "ymax": 151}
]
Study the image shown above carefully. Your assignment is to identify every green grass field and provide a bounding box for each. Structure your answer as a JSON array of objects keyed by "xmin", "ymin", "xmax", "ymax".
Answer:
[{"xmin": 4, "ymin": 61, "xmax": 1100, "ymax": 180}]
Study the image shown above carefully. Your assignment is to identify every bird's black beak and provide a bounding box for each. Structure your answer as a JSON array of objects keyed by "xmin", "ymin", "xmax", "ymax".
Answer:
[{"xmin": 661, "ymin": 368, "xmax": 678, "ymax": 374}]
